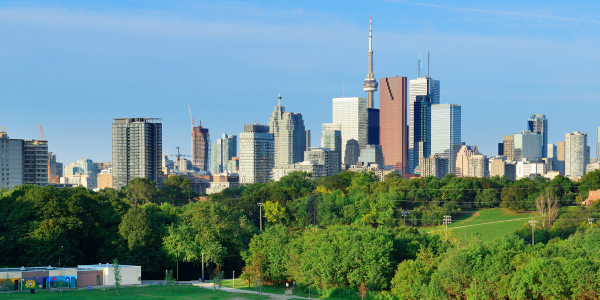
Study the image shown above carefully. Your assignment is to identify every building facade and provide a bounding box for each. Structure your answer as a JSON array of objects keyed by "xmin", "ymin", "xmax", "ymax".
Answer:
[
  {"xmin": 213, "ymin": 133, "xmax": 237, "ymax": 174},
  {"xmin": 191, "ymin": 124, "xmax": 210, "ymax": 172},
  {"xmin": 455, "ymin": 145, "xmax": 479, "ymax": 177},
  {"xmin": 304, "ymin": 147, "xmax": 340, "ymax": 176},
  {"xmin": 97, "ymin": 169, "xmax": 113, "ymax": 189},
  {"xmin": 379, "ymin": 76, "xmax": 407, "ymax": 173},
  {"xmin": 408, "ymin": 76, "xmax": 440, "ymax": 173},
  {"xmin": 565, "ymin": 131, "xmax": 590, "ymax": 178},
  {"xmin": 358, "ymin": 144, "xmax": 385, "ymax": 167},
  {"xmin": 468, "ymin": 154, "xmax": 489, "ymax": 178},
  {"xmin": 112, "ymin": 118, "xmax": 162, "ymax": 189},
  {"xmin": 503, "ymin": 135, "xmax": 514, "ymax": 161},
  {"xmin": 412, "ymin": 94, "xmax": 432, "ymax": 172},
  {"xmin": 527, "ymin": 114, "xmax": 548, "ymax": 158},
  {"xmin": 367, "ymin": 108, "xmax": 380, "ymax": 146},
  {"xmin": 269, "ymin": 95, "xmax": 307, "ymax": 167},
  {"xmin": 332, "ymin": 97, "xmax": 367, "ymax": 163},
  {"xmin": 343, "ymin": 139, "xmax": 361, "ymax": 167},
  {"xmin": 430, "ymin": 103, "xmax": 461, "ymax": 175},
  {"xmin": 490, "ymin": 159, "xmax": 517, "ymax": 181},
  {"xmin": 239, "ymin": 124, "xmax": 274, "ymax": 184},
  {"xmin": 419, "ymin": 155, "xmax": 447, "ymax": 180},
  {"xmin": 513, "ymin": 130, "xmax": 542, "ymax": 162}
]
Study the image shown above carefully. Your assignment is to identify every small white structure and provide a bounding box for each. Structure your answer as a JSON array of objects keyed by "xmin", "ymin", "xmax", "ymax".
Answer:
[{"xmin": 78, "ymin": 264, "xmax": 141, "ymax": 286}]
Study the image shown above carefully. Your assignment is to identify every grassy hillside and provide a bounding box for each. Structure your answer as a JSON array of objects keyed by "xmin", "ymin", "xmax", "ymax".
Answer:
[{"xmin": 423, "ymin": 208, "xmax": 534, "ymax": 243}]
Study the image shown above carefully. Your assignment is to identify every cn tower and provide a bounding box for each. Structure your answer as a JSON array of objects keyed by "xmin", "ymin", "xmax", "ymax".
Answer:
[{"xmin": 362, "ymin": 16, "xmax": 378, "ymax": 108}]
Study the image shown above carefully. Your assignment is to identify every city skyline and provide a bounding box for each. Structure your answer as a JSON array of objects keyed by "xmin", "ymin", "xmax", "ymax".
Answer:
[{"xmin": 2, "ymin": 1, "xmax": 600, "ymax": 164}]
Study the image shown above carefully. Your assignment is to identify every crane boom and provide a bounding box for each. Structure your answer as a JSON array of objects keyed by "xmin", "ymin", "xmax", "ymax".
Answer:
[{"xmin": 39, "ymin": 125, "xmax": 45, "ymax": 141}]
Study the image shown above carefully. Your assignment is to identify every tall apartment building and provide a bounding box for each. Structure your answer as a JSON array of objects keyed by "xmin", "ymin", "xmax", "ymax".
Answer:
[
  {"xmin": 513, "ymin": 130, "xmax": 542, "ymax": 162},
  {"xmin": 503, "ymin": 136, "xmax": 514, "ymax": 161},
  {"xmin": 468, "ymin": 155, "xmax": 489, "ymax": 178},
  {"xmin": 0, "ymin": 128, "xmax": 24, "ymax": 188},
  {"xmin": 455, "ymin": 145, "xmax": 479, "ymax": 177},
  {"xmin": 527, "ymin": 114, "xmax": 548, "ymax": 158},
  {"xmin": 332, "ymin": 97, "xmax": 367, "ymax": 163},
  {"xmin": 112, "ymin": 118, "xmax": 162, "ymax": 189},
  {"xmin": 412, "ymin": 94, "xmax": 432, "ymax": 171},
  {"xmin": 304, "ymin": 147, "xmax": 340, "ymax": 176},
  {"xmin": 379, "ymin": 76, "xmax": 407, "ymax": 173},
  {"xmin": 239, "ymin": 123, "xmax": 274, "ymax": 184},
  {"xmin": 269, "ymin": 95, "xmax": 306, "ymax": 167},
  {"xmin": 23, "ymin": 140, "xmax": 49, "ymax": 186},
  {"xmin": 565, "ymin": 131, "xmax": 590, "ymax": 178},
  {"xmin": 430, "ymin": 103, "xmax": 461, "ymax": 175},
  {"xmin": 213, "ymin": 133, "xmax": 237, "ymax": 173},
  {"xmin": 192, "ymin": 123, "xmax": 210, "ymax": 172},
  {"xmin": 408, "ymin": 76, "xmax": 440, "ymax": 173},
  {"xmin": 419, "ymin": 155, "xmax": 447, "ymax": 180}
]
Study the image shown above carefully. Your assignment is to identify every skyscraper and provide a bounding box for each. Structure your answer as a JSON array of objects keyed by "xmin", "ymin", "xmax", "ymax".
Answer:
[
  {"xmin": 213, "ymin": 133, "xmax": 237, "ymax": 174},
  {"xmin": 412, "ymin": 94, "xmax": 432, "ymax": 171},
  {"xmin": 503, "ymin": 135, "xmax": 514, "ymax": 161},
  {"xmin": 527, "ymin": 114, "xmax": 548, "ymax": 158},
  {"xmin": 379, "ymin": 76, "xmax": 407, "ymax": 173},
  {"xmin": 112, "ymin": 118, "xmax": 162, "ymax": 189},
  {"xmin": 269, "ymin": 94, "xmax": 307, "ymax": 167},
  {"xmin": 192, "ymin": 124, "xmax": 211, "ymax": 172},
  {"xmin": 332, "ymin": 97, "xmax": 368, "ymax": 163},
  {"xmin": 565, "ymin": 131, "xmax": 590, "ymax": 178},
  {"xmin": 321, "ymin": 123, "xmax": 342, "ymax": 168},
  {"xmin": 362, "ymin": 16, "xmax": 378, "ymax": 108},
  {"xmin": 367, "ymin": 108, "xmax": 379, "ymax": 146},
  {"xmin": 408, "ymin": 76, "xmax": 440, "ymax": 173},
  {"xmin": 455, "ymin": 145, "xmax": 479, "ymax": 177},
  {"xmin": 430, "ymin": 104, "xmax": 461, "ymax": 175},
  {"xmin": 513, "ymin": 130, "xmax": 542, "ymax": 162},
  {"xmin": 239, "ymin": 123, "xmax": 274, "ymax": 184}
]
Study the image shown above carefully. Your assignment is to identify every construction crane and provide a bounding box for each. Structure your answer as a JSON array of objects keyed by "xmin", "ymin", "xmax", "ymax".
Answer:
[
  {"xmin": 39, "ymin": 125, "xmax": 45, "ymax": 141},
  {"xmin": 164, "ymin": 147, "xmax": 193, "ymax": 162}
]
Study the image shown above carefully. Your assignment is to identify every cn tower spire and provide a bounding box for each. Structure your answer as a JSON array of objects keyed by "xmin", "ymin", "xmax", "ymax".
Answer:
[{"xmin": 363, "ymin": 15, "xmax": 378, "ymax": 108}]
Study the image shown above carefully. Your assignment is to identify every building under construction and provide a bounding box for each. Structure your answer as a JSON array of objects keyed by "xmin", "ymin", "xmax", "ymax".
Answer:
[{"xmin": 192, "ymin": 124, "xmax": 210, "ymax": 172}]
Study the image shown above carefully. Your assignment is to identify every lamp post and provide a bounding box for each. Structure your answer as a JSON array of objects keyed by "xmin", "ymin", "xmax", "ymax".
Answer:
[
  {"xmin": 258, "ymin": 203, "xmax": 263, "ymax": 231},
  {"xmin": 529, "ymin": 220, "xmax": 538, "ymax": 246},
  {"xmin": 233, "ymin": 271, "xmax": 235, "ymax": 287},
  {"xmin": 202, "ymin": 253, "xmax": 204, "ymax": 281},
  {"xmin": 401, "ymin": 211, "xmax": 409, "ymax": 226},
  {"xmin": 589, "ymin": 218, "xmax": 594, "ymax": 229},
  {"xmin": 59, "ymin": 245, "xmax": 63, "ymax": 293},
  {"xmin": 443, "ymin": 215, "xmax": 452, "ymax": 241}
]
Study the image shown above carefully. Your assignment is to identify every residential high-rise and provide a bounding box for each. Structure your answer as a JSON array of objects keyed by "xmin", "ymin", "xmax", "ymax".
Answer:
[
  {"xmin": 344, "ymin": 139, "xmax": 361, "ymax": 167},
  {"xmin": 269, "ymin": 94, "xmax": 306, "ymax": 166},
  {"xmin": 513, "ymin": 130, "xmax": 542, "ymax": 162},
  {"xmin": 503, "ymin": 136, "xmax": 514, "ymax": 161},
  {"xmin": 0, "ymin": 128, "xmax": 24, "ymax": 188},
  {"xmin": 362, "ymin": 16, "xmax": 378, "ymax": 108},
  {"xmin": 412, "ymin": 94, "xmax": 432, "ymax": 171},
  {"xmin": 419, "ymin": 155, "xmax": 447, "ymax": 180},
  {"xmin": 379, "ymin": 76, "xmax": 407, "ymax": 173},
  {"xmin": 430, "ymin": 104, "xmax": 461, "ymax": 175},
  {"xmin": 213, "ymin": 133, "xmax": 237, "ymax": 174},
  {"xmin": 455, "ymin": 145, "xmax": 479, "ymax": 177},
  {"xmin": 565, "ymin": 131, "xmax": 590, "ymax": 178},
  {"xmin": 23, "ymin": 140, "xmax": 49, "ymax": 186},
  {"xmin": 192, "ymin": 123, "xmax": 210, "ymax": 172},
  {"xmin": 367, "ymin": 108, "xmax": 380, "ymax": 145},
  {"xmin": 408, "ymin": 76, "xmax": 440, "ymax": 173},
  {"xmin": 527, "ymin": 114, "xmax": 548, "ymax": 158},
  {"xmin": 468, "ymin": 154, "xmax": 489, "ymax": 178},
  {"xmin": 332, "ymin": 97, "xmax": 368, "ymax": 163},
  {"xmin": 239, "ymin": 123, "xmax": 274, "ymax": 184},
  {"xmin": 304, "ymin": 147, "xmax": 340, "ymax": 176},
  {"xmin": 112, "ymin": 118, "xmax": 162, "ymax": 189}
]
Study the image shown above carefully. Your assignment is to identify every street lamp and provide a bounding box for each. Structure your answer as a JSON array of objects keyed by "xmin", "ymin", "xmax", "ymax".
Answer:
[
  {"xmin": 529, "ymin": 220, "xmax": 538, "ymax": 246},
  {"xmin": 59, "ymin": 246, "xmax": 63, "ymax": 293},
  {"xmin": 589, "ymin": 218, "xmax": 594, "ymax": 229},
  {"xmin": 443, "ymin": 215, "xmax": 452, "ymax": 241},
  {"xmin": 401, "ymin": 211, "xmax": 409, "ymax": 226},
  {"xmin": 258, "ymin": 203, "xmax": 263, "ymax": 231}
]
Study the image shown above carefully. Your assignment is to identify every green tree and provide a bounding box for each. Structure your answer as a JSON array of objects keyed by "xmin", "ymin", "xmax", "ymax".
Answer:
[
  {"xmin": 113, "ymin": 258, "xmax": 122, "ymax": 295},
  {"xmin": 160, "ymin": 176, "xmax": 193, "ymax": 202},
  {"xmin": 118, "ymin": 206, "xmax": 164, "ymax": 274},
  {"xmin": 242, "ymin": 224, "xmax": 291, "ymax": 283},
  {"xmin": 125, "ymin": 178, "xmax": 157, "ymax": 205},
  {"xmin": 263, "ymin": 201, "xmax": 286, "ymax": 224}
]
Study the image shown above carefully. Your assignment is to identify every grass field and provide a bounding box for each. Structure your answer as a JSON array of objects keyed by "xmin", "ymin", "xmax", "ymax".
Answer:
[
  {"xmin": 0, "ymin": 284, "xmax": 276, "ymax": 300},
  {"xmin": 422, "ymin": 208, "xmax": 533, "ymax": 243},
  {"xmin": 219, "ymin": 279, "xmax": 342, "ymax": 299}
]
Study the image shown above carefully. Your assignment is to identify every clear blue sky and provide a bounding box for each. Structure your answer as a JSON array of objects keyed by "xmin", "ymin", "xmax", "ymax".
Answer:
[{"xmin": 1, "ymin": 0, "xmax": 599, "ymax": 164}]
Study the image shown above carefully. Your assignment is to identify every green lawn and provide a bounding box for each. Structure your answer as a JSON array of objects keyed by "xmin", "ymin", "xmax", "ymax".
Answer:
[
  {"xmin": 219, "ymin": 279, "xmax": 346, "ymax": 299},
  {"xmin": 0, "ymin": 284, "xmax": 273, "ymax": 300},
  {"xmin": 423, "ymin": 208, "xmax": 533, "ymax": 243}
]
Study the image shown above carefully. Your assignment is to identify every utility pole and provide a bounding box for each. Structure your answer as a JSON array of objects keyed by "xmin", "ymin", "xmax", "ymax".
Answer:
[
  {"xmin": 258, "ymin": 203, "xmax": 263, "ymax": 231},
  {"xmin": 59, "ymin": 245, "xmax": 63, "ymax": 293},
  {"xmin": 443, "ymin": 215, "xmax": 452, "ymax": 241},
  {"xmin": 529, "ymin": 220, "xmax": 538, "ymax": 246},
  {"xmin": 589, "ymin": 218, "xmax": 594, "ymax": 229},
  {"xmin": 202, "ymin": 253, "xmax": 204, "ymax": 281},
  {"xmin": 401, "ymin": 211, "xmax": 409, "ymax": 226},
  {"xmin": 233, "ymin": 271, "xmax": 235, "ymax": 287}
]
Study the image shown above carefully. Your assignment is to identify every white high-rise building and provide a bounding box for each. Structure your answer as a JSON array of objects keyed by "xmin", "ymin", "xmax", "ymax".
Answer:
[
  {"xmin": 408, "ymin": 77, "xmax": 440, "ymax": 173},
  {"xmin": 565, "ymin": 131, "xmax": 590, "ymax": 178},
  {"xmin": 239, "ymin": 124, "xmax": 274, "ymax": 184},
  {"xmin": 430, "ymin": 104, "xmax": 461, "ymax": 175},
  {"xmin": 332, "ymin": 97, "xmax": 367, "ymax": 163}
]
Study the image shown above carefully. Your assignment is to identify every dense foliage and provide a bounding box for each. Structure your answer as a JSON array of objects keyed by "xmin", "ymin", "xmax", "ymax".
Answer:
[{"xmin": 1, "ymin": 170, "xmax": 600, "ymax": 297}]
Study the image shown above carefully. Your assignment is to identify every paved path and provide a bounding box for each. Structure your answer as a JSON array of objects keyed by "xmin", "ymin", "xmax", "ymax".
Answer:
[
  {"xmin": 426, "ymin": 216, "xmax": 532, "ymax": 233},
  {"xmin": 194, "ymin": 282, "xmax": 308, "ymax": 300}
]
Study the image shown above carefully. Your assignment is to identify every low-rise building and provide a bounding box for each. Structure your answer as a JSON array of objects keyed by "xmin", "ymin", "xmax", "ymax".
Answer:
[
  {"xmin": 490, "ymin": 159, "xmax": 516, "ymax": 181},
  {"xmin": 586, "ymin": 163, "xmax": 600, "ymax": 174},
  {"xmin": 516, "ymin": 161, "xmax": 547, "ymax": 179},
  {"xmin": 206, "ymin": 173, "xmax": 239, "ymax": 194},
  {"xmin": 97, "ymin": 169, "xmax": 113, "ymax": 189}
]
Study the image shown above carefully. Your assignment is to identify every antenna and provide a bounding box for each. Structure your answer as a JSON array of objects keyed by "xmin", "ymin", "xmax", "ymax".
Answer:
[{"xmin": 428, "ymin": 52, "xmax": 430, "ymax": 78}]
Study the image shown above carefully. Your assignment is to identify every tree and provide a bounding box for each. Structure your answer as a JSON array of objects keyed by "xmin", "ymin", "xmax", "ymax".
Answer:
[
  {"xmin": 118, "ymin": 206, "xmax": 164, "ymax": 274},
  {"xmin": 535, "ymin": 189, "xmax": 559, "ymax": 229},
  {"xmin": 263, "ymin": 201, "xmax": 286, "ymax": 224},
  {"xmin": 357, "ymin": 281, "xmax": 368, "ymax": 300},
  {"xmin": 113, "ymin": 258, "xmax": 122, "ymax": 295},
  {"xmin": 242, "ymin": 224, "xmax": 290, "ymax": 283},
  {"xmin": 160, "ymin": 176, "xmax": 193, "ymax": 203},
  {"xmin": 125, "ymin": 178, "xmax": 157, "ymax": 205}
]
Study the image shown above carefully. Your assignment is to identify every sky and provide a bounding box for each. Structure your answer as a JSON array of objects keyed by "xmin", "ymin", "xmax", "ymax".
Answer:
[{"xmin": 1, "ymin": 0, "xmax": 600, "ymax": 164}]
